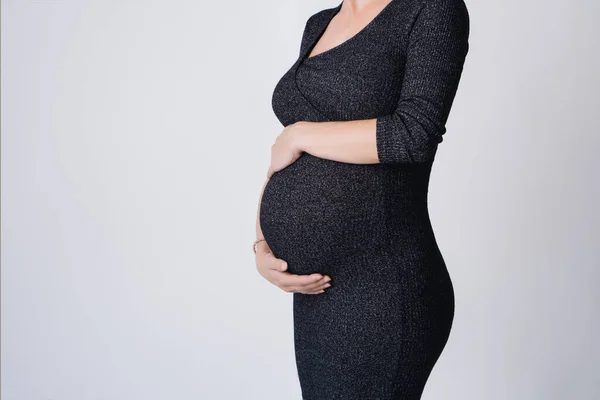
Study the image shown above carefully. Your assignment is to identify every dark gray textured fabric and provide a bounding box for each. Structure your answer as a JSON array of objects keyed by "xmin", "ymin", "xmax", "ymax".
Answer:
[{"xmin": 260, "ymin": 0, "xmax": 469, "ymax": 398}]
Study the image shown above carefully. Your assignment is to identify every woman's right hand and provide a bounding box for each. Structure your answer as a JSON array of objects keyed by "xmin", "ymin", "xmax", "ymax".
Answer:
[{"xmin": 255, "ymin": 241, "xmax": 332, "ymax": 294}]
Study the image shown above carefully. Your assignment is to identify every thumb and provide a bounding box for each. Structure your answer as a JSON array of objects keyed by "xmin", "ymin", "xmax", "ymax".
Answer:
[
  {"xmin": 279, "ymin": 260, "xmax": 288, "ymax": 271},
  {"xmin": 265, "ymin": 253, "xmax": 287, "ymax": 272}
]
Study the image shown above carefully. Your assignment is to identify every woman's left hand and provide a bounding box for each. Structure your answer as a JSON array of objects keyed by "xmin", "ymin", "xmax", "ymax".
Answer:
[{"xmin": 267, "ymin": 122, "xmax": 306, "ymax": 178}]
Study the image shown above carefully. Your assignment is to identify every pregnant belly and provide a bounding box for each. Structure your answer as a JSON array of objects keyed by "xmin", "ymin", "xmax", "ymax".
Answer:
[{"xmin": 259, "ymin": 153, "xmax": 392, "ymax": 274}]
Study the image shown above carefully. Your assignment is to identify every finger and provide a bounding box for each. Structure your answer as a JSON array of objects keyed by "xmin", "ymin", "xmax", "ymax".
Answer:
[
  {"xmin": 288, "ymin": 284, "xmax": 329, "ymax": 295},
  {"xmin": 279, "ymin": 273, "xmax": 324, "ymax": 292},
  {"xmin": 296, "ymin": 281, "xmax": 332, "ymax": 294},
  {"xmin": 299, "ymin": 289, "xmax": 326, "ymax": 295},
  {"xmin": 299, "ymin": 282, "xmax": 331, "ymax": 294},
  {"xmin": 278, "ymin": 272, "xmax": 323, "ymax": 289},
  {"xmin": 299, "ymin": 275, "xmax": 331, "ymax": 292}
]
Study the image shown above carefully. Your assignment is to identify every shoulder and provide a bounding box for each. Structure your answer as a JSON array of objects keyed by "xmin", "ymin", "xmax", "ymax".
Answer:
[
  {"xmin": 303, "ymin": 5, "xmax": 339, "ymax": 33},
  {"xmin": 419, "ymin": 0, "xmax": 469, "ymax": 11},
  {"xmin": 298, "ymin": 5, "xmax": 340, "ymax": 54},
  {"xmin": 408, "ymin": 0, "xmax": 470, "ymax": 42},
  {"xmin": 417, "ymin": 0, "xmax": 470, "ymax": 25}
]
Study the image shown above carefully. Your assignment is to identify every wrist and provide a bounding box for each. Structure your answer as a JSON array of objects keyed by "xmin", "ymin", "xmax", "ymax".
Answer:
[
  {"xmin": 292, "ymin": 121, "xmax": 314, "ymax": 153},
  {"xmin": 256, "ymin": 240, "xmax": 271, "ymax": 254},
  {"xmin": 253, "ymin": 238, "xmax": 271, "ymax": 255}
]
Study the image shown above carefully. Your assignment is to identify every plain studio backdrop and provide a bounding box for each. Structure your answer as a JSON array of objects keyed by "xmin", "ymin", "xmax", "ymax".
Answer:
[{"xmin": 1, "ymin": 0, "xmax": 599, "ymax": 399}]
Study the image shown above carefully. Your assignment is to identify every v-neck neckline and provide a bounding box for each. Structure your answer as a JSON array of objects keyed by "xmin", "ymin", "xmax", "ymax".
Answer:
[{"xmin": 303, "ymin": 0, "xmax": 397, "ymax": 62}]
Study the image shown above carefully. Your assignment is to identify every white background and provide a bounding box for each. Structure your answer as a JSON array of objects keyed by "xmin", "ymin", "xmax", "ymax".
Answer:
[{"xmin": 2, "ymin": 0, "xmax": 599, "ymax": 399}]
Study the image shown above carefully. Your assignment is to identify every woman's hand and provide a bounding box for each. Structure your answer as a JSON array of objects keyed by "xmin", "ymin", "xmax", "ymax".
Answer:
[
  {"xmin": 255, "ymin": 241, "xmax": 332, "ymax": 294},
  {"xmin": 267, "ymin": 122, "xmax": 306, "ymax": 178}
]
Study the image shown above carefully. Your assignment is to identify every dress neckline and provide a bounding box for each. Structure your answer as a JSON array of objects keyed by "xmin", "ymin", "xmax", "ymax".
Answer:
[{"xmin": 304, "ymin": 0, "xmax": 397, "ymax": 62}]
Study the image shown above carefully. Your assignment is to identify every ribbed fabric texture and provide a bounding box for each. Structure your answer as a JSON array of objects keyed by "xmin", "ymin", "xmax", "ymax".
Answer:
[
  {"xmin": 374, "ymin": 0, "xmax": 470, "ymax": 164},
  {"xmin": 260, "ymin": 0, "xmax": 470, "ymax": 398}
]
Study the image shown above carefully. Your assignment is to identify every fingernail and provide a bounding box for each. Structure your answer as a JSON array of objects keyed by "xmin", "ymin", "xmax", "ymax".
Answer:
[
  {"xmin": 324, "ymin": 283, "xmax": 331, "ymax": 288},
  {"xmin": 324, "ymin": 277, "xmax": 331, "ymax": 282},
  {"xmin": 280, "ymin": 262, "xmax": 287, "ymax": 271}
]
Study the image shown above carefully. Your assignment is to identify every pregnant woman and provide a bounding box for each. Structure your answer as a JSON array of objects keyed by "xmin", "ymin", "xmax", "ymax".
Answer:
[{"xmin": 254, "ymin": 0, "xmax": 470, "ymax": 398}]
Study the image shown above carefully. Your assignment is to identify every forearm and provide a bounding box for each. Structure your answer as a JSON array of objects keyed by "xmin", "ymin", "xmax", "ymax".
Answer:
[
  {"xmin": 293, "ymin": 119, "xmax": 380, "ymax": 165},
  {"xmin": 291, "ymin": 0, "xmax": 469, "ymax": 167}
]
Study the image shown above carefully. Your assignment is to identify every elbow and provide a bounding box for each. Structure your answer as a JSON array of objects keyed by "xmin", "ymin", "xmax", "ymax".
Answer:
[{"xmin": 375, "ymin": 111, "xmax": 444, "ymax": 165}]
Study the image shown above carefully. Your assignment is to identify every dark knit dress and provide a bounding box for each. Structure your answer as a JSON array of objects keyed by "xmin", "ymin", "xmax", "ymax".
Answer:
[{"xmin": 259, "ymin": 0, "xmax": 470, "ymax": 398}]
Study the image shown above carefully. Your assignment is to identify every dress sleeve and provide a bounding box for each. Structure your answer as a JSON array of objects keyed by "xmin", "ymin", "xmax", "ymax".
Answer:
[{"xmin": 375, "ymin": 0, "xmax": 470, "ymax": 164}]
